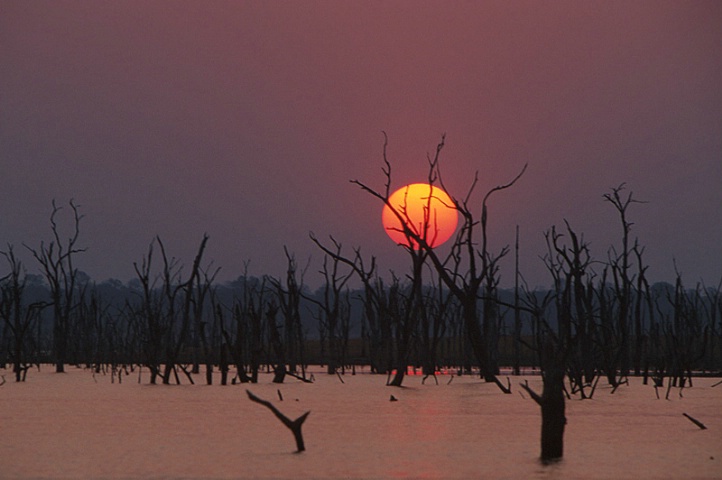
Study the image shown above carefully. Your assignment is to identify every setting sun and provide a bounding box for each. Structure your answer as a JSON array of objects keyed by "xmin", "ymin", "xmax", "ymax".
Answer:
[{"xmin": 381, "ymin": 183, "xmax": 458, "ymax": 249}]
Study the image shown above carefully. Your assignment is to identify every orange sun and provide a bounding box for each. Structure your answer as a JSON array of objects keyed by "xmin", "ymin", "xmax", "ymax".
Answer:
[{"xmin": 381, "ymin": 183, "xmax": 458, "ymax": 249}]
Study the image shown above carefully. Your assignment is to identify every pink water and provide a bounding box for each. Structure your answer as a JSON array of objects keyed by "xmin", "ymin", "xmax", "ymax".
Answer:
[{"xmin": 1, "ymin": 367, "xmax": 720, "ymax": 479}]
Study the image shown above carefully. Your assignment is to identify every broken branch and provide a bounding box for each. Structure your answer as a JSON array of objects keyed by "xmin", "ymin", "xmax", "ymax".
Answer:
[
  {"xmin": 683, "ymin": 413, "xmax": 707, "ymax": 430},
  {"xmin": 246, "ymin": 390, "xmax": 310, "ymax": 452}
]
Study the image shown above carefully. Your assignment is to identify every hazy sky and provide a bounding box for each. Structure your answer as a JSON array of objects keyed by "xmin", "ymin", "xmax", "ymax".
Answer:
[{"xmin": 2, "ymin": 1, "xmax": 721, "ymax": 289}]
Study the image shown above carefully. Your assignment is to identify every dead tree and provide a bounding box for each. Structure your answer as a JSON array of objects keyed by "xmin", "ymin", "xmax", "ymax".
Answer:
[
  {"xmin": 351, "ymin": 134, "xmax": 526, "ymax": 392},
  {"xmin": 517, "ymin": 281, "xmax": 568, "ymax": 462},
  {"xmin": 604, "ymin": 184, "xmax": 646, "ymax": 377},
  {"xmin": 305, "ymin": 236, "xmax": 353, "ymax": 375},
  {"xmin": 418, "ymin": 274, "xmax": 452, "ymax": 376},
  {"xmin": 0, "ymin": 247, "xmax": 47, "ymax": 381},
  {"xmin": 513, "ymin": 226, "xmax": 522, "ymax": 375},
  {"xmin": 349, "ymin": 136, "xmax": 437, "ymax": 386},
  {"xmin": 632, "ymin": 242, "xmax": 651, "ymax": 376},
  {"xmin": 310, "ymin": 235, "xmax": 394, "ymax": 375},
  {"xmin": 195, "ymin": 265, "xmax": 220, "ymax": 385},
  {"xmin": 266, "ymin": 300, "xmax": 287, "ymax": 383},
  {"xmin": 543, "ymin": 221, "xmax": 598, "ymax": 395},
  {"xmin": 222, "ymin": 270, "xmax": 268, "ymax": 383},
  {"xmin": 520, "ymin": 338, "xmax": 567, "ymax": 462},
  {"xmin": 25, "ymin": 199, "xmax": 86, "ymax": 373},
  {"xmin": 132, "ymin": 240, "xmax": 168, "ymax": 384},
  {"xmin": 269, "ymin": 247, "xmax": 310, "ymax": 382},
  {"xmin": 700, "ymin": 278, "xmax": 722, "ymax": 372}
]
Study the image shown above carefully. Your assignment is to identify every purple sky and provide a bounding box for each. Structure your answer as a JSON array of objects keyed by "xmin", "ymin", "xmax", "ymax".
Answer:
[{"xmin": 2, "ymin": 1, "xmax": 721, "ymax": 289}]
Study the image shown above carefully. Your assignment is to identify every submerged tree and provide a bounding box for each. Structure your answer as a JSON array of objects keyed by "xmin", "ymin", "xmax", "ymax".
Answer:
[
  {"xmin": 0, "ymin": 247, "xmax": 47, "ymax": 381},
  {"xmin": 352, "ymin": 133, "xmax": 525, "ymax": 392},
  {"xmin": 25, "ymin": 199, "xmax": 86, "ymax": 373},
  {"xmin": 306, "ymin": 236, "xmax": 353, "ymax": 375}
]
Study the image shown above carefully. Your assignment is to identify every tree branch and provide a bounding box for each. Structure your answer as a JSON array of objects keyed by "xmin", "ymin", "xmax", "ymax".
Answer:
[{"xmin": 246, "ymin": 390, "xmax": 310, "ymax": 452}]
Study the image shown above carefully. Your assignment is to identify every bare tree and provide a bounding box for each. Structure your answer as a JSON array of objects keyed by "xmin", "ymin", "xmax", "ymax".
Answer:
[
  {"xmin": 232, "ymin": 272, "xmax": 268, "ymax": 383},
  {"xmin": 520, "ymin": 338, "xmax": 567, "ymax": 463},
  {"xmin": 268, "ymin": 247, "xmax": 312, "ymax": 383},
  {"xmin": 604, "ymin": 183, "xmax": 646, "ymax": 377},
  {"xmin": 306, "ymin": 236, "xmax": 353, "ymax": 375},
  {"xmin": 0, "ymin": 246, "xmax": 47, "ymax": 381},
  {"xmin": 25, "ymin": 199, "xmax": 86, "ymax": 373},
  {"xmin": 351, "ymin": 134, "xmax": 525, "ymax": 391},
  {"xmin": 131, "ymin": 239, "xmax": 167, "ymax": 384},
  {"xmin": 542, "ymin": 221, "xmax": 598, "ymax": 396}
]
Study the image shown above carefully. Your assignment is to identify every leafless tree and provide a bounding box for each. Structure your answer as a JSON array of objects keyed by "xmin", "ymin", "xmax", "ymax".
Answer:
[
  {"xmin": 230, "ymin": 272, "xmax": 268, "ymax": 383},
  {"xmin": 268, "ymin": 247, "xmax": 312, "ymax": 383},
  {"xmin": 604, "ymin": 183, "xmax": 646, "ymax": 377},
  {"xmin": 306, "ymin": 236, "xmax": 353, "ymax": 375},
  {"xmin": 25, "ymin": 199, "xmax": 86, "ymax": 373},
  {"xmin": 351, "ymin": 134, "xmax": 525, "ymax": 391},
  {"xmin": 542, "ymin": 221, "xmax": 598, "ymax": 396},
  {"xmin": 0, "ymin": 246, "xmax": 47, "ymax": 381}
]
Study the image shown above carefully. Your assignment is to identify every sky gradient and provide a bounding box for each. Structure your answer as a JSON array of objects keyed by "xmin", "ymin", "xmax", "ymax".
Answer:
[{"xmin": 2, "ymin": 1, "xmax": 721, "ymax": 289}]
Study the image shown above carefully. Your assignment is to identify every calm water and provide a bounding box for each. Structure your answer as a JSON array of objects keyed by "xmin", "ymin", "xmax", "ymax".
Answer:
[{"xmin": 1, "ymin": 366, "xmax": 720, "ymax": 479}]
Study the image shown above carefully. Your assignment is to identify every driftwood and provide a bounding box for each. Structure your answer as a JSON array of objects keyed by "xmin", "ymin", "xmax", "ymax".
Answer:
[
  {"xmin": 286, "ymin": 371, "xmax": 314, "ymax": 383},
  {"xmin": 492, "ymin": 375, "xmax": 512, "ymax": 394},
  {"xmin": 683, "ymin": 413, "xmax": 707, "ymax": 430},
  {"xmin": 246, "ymin": 390, "xmax": 310, "ymax": 452}
]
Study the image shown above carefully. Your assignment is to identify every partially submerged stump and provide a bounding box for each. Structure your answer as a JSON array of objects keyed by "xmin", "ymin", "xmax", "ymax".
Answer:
[
  {"xmin": 246, "ymin": 390, "xmax": 310, "ymax": 452},
  {"xmin": 520, "ymin": 368, "xmax": 566, "ymax": 463}
]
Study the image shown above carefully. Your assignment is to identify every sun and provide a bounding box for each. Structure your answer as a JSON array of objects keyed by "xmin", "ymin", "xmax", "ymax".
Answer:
[{"xmin": 381, "ymin": 183, "xmax": 458, "ymax": 249}]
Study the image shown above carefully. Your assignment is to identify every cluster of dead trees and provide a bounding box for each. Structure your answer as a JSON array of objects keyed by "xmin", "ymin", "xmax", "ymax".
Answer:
[
  {"xmin": 1, "ymin": 139, "xmax": 721, "ymax": 461},
  {"xmin": 1, "ymin": 170, "xmax": 721, "ymax": 392}
]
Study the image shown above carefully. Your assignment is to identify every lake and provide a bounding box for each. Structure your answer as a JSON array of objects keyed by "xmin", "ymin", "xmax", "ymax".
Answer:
[{"xmin": 1, "ymin": 366, "xmax": 720, "ymax": 479}]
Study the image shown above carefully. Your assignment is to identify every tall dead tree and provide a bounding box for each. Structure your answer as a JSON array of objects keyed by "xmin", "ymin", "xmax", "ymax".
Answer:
[
  {"xmin": 543, "ymin": 221, "xmax": 597, "ymax": 394},
  {"xmin": 25, "ymin": 199, "xmax": 86, "ymax": 373},
  {"xmin": 160, "ymin": 235, "xmax": 210, "ymax": 384},
  {"xmin": 194, "ymin": 264, "xmax": 220, "ymax": 385},
  {"xmin": 305, "ymin": 236, "xmax": 353, "ymax": 375},
  {"xmin": 352, "ymin": 134, "xmax": 525, "ymax": 392},
  {"xmin": 350, "ymin": 135, "xmax": 443, "ymax": 386},
  {"xmin": 604, "ymin": 183, "xmax": 646, "ymax": 377},
  {"xmin": 132, "ymin": 239, "xmax": 168, "ymax": 384},
  {"xmin": 269, "ymin": 248, "xmax": 311, "ymax": 383}
]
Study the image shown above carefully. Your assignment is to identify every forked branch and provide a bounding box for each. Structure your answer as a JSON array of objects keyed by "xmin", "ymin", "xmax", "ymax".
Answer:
[{"xmin": 246, "ymin": 390, "xmax": 310, "ymax": 452}]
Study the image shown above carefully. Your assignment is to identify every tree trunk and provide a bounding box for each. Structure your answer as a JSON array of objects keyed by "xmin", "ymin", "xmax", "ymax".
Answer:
[
  {"xmin": 540, "ymin": 368, "xmax": 566, "ymax": 462},
  {"xmin": 521, "ymin": 354, "xmax": 566, "ymax": 462}
]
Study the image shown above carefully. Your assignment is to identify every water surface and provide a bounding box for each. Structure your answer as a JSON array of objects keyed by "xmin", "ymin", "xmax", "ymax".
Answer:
[{"xmin": 1, "ymin": 367, "xmax": 720, "ymax": 479}]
